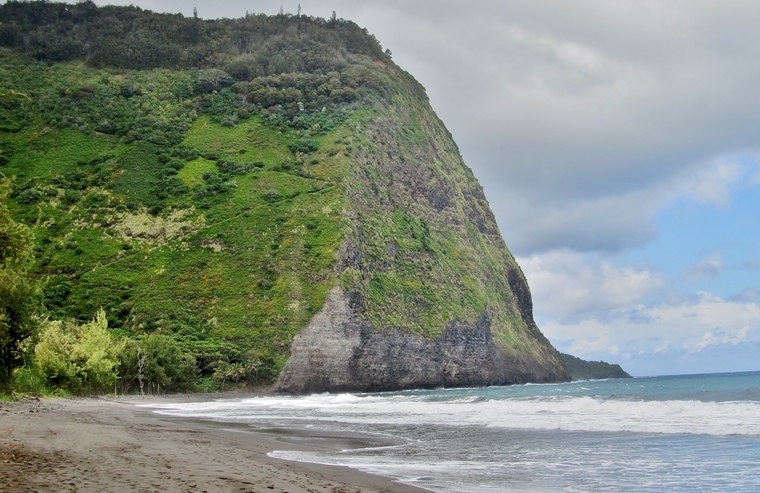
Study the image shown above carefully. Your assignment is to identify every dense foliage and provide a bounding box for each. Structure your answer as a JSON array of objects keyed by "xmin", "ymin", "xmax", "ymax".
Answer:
[
  {"xmin": 0, "ymin": 175, "xmax": 40, "ymax": 386},
  {"xmin": 0, "ymin": 1, "xmax": 389, "ymax": 71}
]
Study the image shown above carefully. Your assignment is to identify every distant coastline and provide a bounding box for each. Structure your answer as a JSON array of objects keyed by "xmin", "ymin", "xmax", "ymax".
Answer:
[{"xmin": 559, "ymin": 352, "xmax": 631, "ymax": 380}]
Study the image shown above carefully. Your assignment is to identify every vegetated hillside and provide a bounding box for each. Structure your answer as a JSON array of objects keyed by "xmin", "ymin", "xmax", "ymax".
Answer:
[
  {"xmin": 560, "ymin": 353, "xmax": 631, "ymax": 380},
  {"xmin": 0, "ymin": 1, "xmax": 569, "ymax": 393}
]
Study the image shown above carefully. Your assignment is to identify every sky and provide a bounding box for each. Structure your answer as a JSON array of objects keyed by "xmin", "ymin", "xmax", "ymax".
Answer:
[{"xmin": 94, "ymin": 0, "xmax": 760, "ymax": 377}]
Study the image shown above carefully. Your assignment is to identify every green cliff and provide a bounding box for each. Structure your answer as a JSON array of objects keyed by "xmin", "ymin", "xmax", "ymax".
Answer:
[
  {"xmin": 560, "ymin": 353, "xmax": 631, "ymax": 380},
  {"xmin": 0, "ymin": 1, "xmax": 569, "ymax": 392}
]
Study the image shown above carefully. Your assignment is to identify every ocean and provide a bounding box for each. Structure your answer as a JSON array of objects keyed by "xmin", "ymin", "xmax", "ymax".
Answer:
[{"xmin": 145, "ymin": 371, "xmax": 760, "ymax": 492}]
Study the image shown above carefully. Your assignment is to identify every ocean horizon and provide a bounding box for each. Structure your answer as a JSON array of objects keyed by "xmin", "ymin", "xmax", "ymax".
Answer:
[{"xmin": 145, "ymin": 370, "xmax": 760, "ymax": 492}]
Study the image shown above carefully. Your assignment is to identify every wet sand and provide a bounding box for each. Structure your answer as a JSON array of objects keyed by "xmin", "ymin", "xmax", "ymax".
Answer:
[{"xmin": 0, "ymin": 395, "xmax": 430, "ymax": 493}]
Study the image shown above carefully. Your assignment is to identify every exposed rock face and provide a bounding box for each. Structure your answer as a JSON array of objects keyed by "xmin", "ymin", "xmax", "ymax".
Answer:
[{"xmin": 278, "ymin": 286, "xmax": 567, "ymax": 393}]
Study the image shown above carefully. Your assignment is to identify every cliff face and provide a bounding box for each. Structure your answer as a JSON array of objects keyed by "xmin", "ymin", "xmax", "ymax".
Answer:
[
  {"xmin": 280, "ymin": 67, "xmax": 569, "ymax": 392},
  {"xmin": 279, "ymin": 286, "xmax": 566, "ymax": 393},
  {"xmin": 1, "ymin": 3, "xmax": 569, "ymax": 392}
]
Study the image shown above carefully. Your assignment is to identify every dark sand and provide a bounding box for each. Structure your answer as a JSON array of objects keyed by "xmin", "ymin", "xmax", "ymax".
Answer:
[{"xmin": 0, "ymin": 395, "xmax": 430, "ymax": 493}]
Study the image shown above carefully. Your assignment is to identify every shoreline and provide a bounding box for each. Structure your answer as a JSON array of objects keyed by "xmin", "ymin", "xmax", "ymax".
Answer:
[{"xmin": 0, "ymin": 394, "xmax": 431, "ymax": 493}]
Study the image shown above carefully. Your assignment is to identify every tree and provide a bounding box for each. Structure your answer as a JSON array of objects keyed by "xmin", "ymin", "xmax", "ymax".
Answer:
[
  {"xmin": 118, "ymin": 334, "xmax": 197, "ymax": 394},
  {"xmin": 0, "ymin": 175, "xmax": 39, "ymax": 386},
  {"xmin": 35, "ymin": 309, "xmax": 123, "ymax": 393},
  {"xmin": 194, "ymin": 68, "xmax": 234, "ymax": 93},
  {"xmin": 32, "ymin": 320, "xmax": 77, "ymax": 387},
  {"xmin": 212, "ymin": 360, "xmax": 245, "ymax": 390},
  {"xmin": 72, "ymin": 309, "xmax": 123, "ymax": 392}
]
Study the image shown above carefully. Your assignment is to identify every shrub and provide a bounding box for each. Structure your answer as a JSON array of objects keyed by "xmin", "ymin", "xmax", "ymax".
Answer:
[
  {"xmin": 18, "ymin": 188, "xmax": 43, "ymax": 204},
  {"xmin": 62, "ymin": 189, "xmax": 82, "ymax": 205},
  {"xmin": 262, "ymin": 188, "xmax": 281, "ymax": 202},
  {"xmin": 0, "ymin": 177, "xmax": 39, "ymax": 386},
  {"xmin": 84, "ymin": 191, "xmax": 108, "ymax": 206},
  {"xmin": 287, "ymin": 138, "xmax": 319, "ymax": 154},
  {"xmin": 220, "ymin": 115, "xmax": 237, "ymax": 127}
]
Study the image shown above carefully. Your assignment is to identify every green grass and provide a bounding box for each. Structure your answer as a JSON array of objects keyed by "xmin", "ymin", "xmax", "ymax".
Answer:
[
  {"xmin": 178, "ymin": 157, "xmax": 217, "ymax": 187},
  {"xmin": 182, "ymin": 116, "xmax": 291, "ymax": 167},
  {"xmin": 2, "ymin": 127, "xmax": 121, "ymax": 184},
  {"xmin": 110, "ymin": 141, "xmax": 165, "ymax": 206}
]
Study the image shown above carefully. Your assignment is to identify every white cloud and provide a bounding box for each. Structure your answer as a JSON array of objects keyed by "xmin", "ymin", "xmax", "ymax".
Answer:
[
  {"xmin": 695, "ymin": 331, "xmax": 719, "ymax": 352},
  {"xmin": 541, "ymin": 291, "xmax": 760, "ymax": 370},
  {"xmin": 723, "ymin": 326, "xmax": 749, "ymax": 345},
  {"xmin": 653, "ymin": 340, "xmax": 669, "ymax": 354},
  {"xmin": 681, "ymin": 160, "xmax": 743, "ymax": 208},
  {"xmin": 519, "ymin": 250, "xmax": 665, "ymax": 319}
]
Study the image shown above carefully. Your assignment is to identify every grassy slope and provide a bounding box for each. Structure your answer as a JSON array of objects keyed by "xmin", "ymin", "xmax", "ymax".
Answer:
[{"xmin": 1, "ymin": 49, "xmax": 349, "ymax": 373}]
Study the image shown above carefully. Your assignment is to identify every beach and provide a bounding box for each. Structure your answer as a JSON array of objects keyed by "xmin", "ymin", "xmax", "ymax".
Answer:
[
  {"xmin": 137, "ymin": 374, "xmax": 760, "ymax": 492},
  {"xmin": 0, "ymin": 395, "xmax": 428, "ymax": 493},
  {"xmin": 3, "ymin": 373, "xmax": 759, "ymax": 493}
]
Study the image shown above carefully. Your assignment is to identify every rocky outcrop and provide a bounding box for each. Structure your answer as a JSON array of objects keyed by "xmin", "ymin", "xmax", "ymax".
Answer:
[{"xmin": 278, "ymin": 286, "xmax": 568, "ymax": 393}]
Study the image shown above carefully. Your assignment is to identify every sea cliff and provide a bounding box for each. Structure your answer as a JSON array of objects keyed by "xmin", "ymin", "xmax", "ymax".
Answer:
[{"xmin": 1, "ymin": 1, "xmax": 568, "ymax": 393}]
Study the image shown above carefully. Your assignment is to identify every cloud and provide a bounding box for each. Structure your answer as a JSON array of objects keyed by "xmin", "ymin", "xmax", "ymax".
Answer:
[
  {"xmin": 497, "ymin": 154, "xmax": 751, "ymax": 254},
  {"xmin": 363, "ymin": 1, "xmax": 760, "ymax": 255},
  {"xmin": 691, "ymin": 325, "xmax": 748, "ymax": 353},
  {"xmin": 519, "ymin": 250, "xmax": 665, "ymax": 319},
  {"xmin": 723, "ymin": 326, "xmax": 749, "ymax": 345},
  {"xmin": 541, "ymin": 291, "xmax": 760, "ymax": 372},
  {"xmin": 680, "ymin": 160, "xmax": 743, "ymax": 208},
  {"xmin": 496, "ymin": 186, "xmax": 665, "ymax": 253},
  {"xmin": 653, "ymin": 340, "xmax": 669, "ymax": 354},
  {"xmin": 682, "ymin": 252, "xmax": 724, "ymax": 283}
]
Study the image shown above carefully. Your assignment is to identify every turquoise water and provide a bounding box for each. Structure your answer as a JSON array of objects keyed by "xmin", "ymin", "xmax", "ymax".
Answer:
[{"xmin": 146, "ymin": 371, "xmax": 760, "ymax": 492}]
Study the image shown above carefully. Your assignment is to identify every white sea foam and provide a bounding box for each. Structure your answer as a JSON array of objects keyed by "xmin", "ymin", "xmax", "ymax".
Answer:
[{"xmin": 144, "ymin": 392, "xmax": 760, "ymax": 436}]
